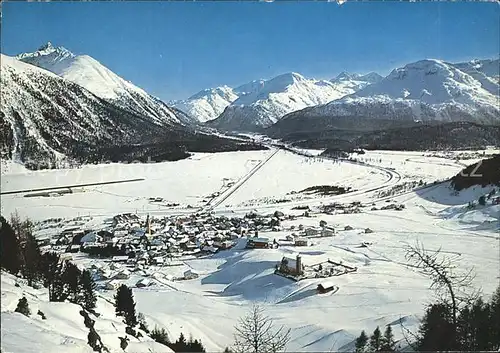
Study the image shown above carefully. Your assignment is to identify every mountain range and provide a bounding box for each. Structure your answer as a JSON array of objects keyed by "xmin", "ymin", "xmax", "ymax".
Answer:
[
  {"xmin": 0, "ymin": 44, "xmax": 264, "ymax": 168},
  {"xmin": 172, "ymin": 71, "xmax": 382, "ymax": 130},
  {"xmin": 18, "ymin": 42, "xmax": 196, "ymax": 127},
  {"xmin": 172, "ymin": 58, "xmax": 498, "ymax": 133},
  {"xmin": 1, "ymin": 42, "xmax": 499, "ymax": 167},
  {"xmin": 269, "ymin": 59, "xmax": 499, "ymax": 139}
]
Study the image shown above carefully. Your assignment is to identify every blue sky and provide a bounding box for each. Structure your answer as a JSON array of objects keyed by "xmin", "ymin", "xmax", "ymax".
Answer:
[{"xmin": 2, "ymin": 1, "xmax": 499, "ymax": 100}]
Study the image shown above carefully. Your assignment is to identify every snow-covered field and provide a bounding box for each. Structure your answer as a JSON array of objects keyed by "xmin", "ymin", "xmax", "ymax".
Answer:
[{"xmin": 1, "ymin": 148, "xmax": 499, "ymax": 352}]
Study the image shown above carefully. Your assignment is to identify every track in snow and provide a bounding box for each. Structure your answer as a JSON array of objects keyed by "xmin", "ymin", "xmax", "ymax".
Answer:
[{"xmin": 212, "ymin": 150, "xmax": 403, "ymax": 213}]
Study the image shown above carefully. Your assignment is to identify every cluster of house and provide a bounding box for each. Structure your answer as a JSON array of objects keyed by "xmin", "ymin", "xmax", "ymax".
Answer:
[
  {"xmin": 376, "ymin": 203, "xmax": 406, "ymax": 211},
  {"xmin": 320, "ymin": 201, "xmax": 364, "ymax": 215},
  {"xmin": 42, "ymin": 209, "xmax": 306, "ymax": 263},
  {"xmin": 275, "ymin": 253, "xmax": 357, "ymax": 286}
]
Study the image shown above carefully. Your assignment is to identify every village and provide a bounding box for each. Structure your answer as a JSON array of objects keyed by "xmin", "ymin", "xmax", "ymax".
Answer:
[{"xmin": 31, "ymin": 198, "xmax": 413, "ymax": 295}]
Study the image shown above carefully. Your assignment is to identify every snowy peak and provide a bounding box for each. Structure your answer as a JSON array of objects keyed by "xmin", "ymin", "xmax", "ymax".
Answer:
[
  {"xmin": 17, "ymin": 43, "xmax": 192, "ymax": 126},
  {"xmin": 208, "ymin": 72, "xmax": 355, "ymax": 131},
  {"xmin": 358, "ymin": 72, "xmax": 384, "ymax": 83},
  {"xmin": 276, "ymin": 58, "xmax": 499, "ymax": 132},
  {"xmin": 455, "ymin": 58, "xmax": 499, "ymax": 79},
  {"xmin": 17, "ymin": 42, "xmax": 75, "ymax": 68},
  {"xmin": 353, "ymin": 58, "xmax": 496, "ymax": 107},
  {"xmin": 234, "ymin": 79, "xmax": 266, "ymax": 95},
  {"xmin": 333, "ymin": 71, "xmax": 357, "ymax": 81},
  {"xmin": 332, "ymin": 71, "xmax": 383, "ymax": 84},
  {"xmin": 172, "ymin": 85, "xmax": 239, "ymax": 123},
  {"xmin": 189, "ymin": 85, "xmax": 235, "ymax": 101}
]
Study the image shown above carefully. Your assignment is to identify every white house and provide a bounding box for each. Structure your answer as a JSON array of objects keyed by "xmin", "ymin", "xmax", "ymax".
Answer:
[{"xmin": 105, "ymin": 280, "xmax": 121, "ymax": 290}]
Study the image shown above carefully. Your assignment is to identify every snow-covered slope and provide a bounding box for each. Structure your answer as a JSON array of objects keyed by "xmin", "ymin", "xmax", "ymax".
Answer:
[
  {"xmin": 171, "ymin": 85, "xmax": 239, "ymax": 123},
  {"xmin": 452, "ymin": 59, "xmax": 499, "ymax": 96},
  {"xmin": 276, "ymin": 59, "xmax": 500, "ymax": 132},
  {"xmin": 209, "ymin": 72, "xmax": 358, "ymax": 131},
  {"xmin": 17, "ymin": 42, "xmax": 195, "ymax": 126},
  {"xmin": 1, "ymin": 271, "xmax": 173, "ymax": 353},
  {"xmin": 0, "ymin": 54, "xmax": 164, "ymax": 166}
]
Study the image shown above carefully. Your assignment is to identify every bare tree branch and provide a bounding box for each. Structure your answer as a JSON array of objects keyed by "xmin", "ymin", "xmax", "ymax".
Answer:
[
  {"xmin": 404, "ymin": 241, "xmax": 479, "ymax": 330},
  {"xmin": 233, "ymin": 305, "xmax": 291, "ymax": 353}
]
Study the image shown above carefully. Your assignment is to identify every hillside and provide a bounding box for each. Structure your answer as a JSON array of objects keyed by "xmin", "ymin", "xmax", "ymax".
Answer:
[
  {"xmin": 272, "ymin": 120, "xmax": 500, "ymax": 152},
  {"xmin": 17, "ymin": 42, "xmax": 196, "ymax": 126},
  {"xmin": 171, "ymin": 86, "xmax": 239, "ymax": 123},
  {"xmin": 207, "ymin": 72, "xmax": 361, "ymax": 132},
  {"xmin": 0, "ymin": 54, "xmax": 266, "ymax": 168},
  {"xmin": 1, "ymin": 271, "xmax": 173, "ymax": 353},
  {"xmin": 267, "ymin": 59, "xmax": 499, "ymax": 143}
]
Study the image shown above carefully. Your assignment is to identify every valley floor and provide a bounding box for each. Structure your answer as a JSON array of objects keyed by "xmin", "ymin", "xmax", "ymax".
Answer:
[{"xmin": 1, "ymin": 147, "xmax": 499, "ymax": 352}]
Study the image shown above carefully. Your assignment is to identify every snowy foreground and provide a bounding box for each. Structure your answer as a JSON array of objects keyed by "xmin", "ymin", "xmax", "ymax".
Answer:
[{"xmin": 1, "ymin": 148, "xmax": 499, "ymax": 352}]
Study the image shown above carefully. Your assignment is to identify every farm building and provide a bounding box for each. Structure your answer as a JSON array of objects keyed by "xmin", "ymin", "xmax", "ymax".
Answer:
[
  {"xmin": 114, "ymin": 270, "xmax": 131, "ymax": 280},
  {"xmin": 321, "ymin": 227, "xmax": 335, "ymax": 237},
  {"xmin": 304, "ymin": 227, "xmax": 319, "ymax": 237},
  {"xmin": 344, "ymin": 225, "xmax": 354, "ymax": 231},
  {"xmin": 246, "ymin": 237, "xmax": 270, "ymax": 249},
  {"xmin": 294, "ymin": 238, "xmax": 308, "ymax": 247},
  {"xmin": 317, "ymin": 281, "xmax": 335, "ymax": 294},
  {"xmin": 136, "ymin": 278, "xmax": 154, "ymax": 288},
  {"xmin": 184, "ymin": 269, "xmax": 199, "ymax": 280},
  {"xmin": 105, "ymin": 280, "xmax": 121, "ymax": 290}
]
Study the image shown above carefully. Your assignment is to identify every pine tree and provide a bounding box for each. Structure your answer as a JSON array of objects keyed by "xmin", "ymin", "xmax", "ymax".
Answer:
[
  {"xmin": 355, "ymin": 330, "xmax": 368, "ymax": 352},
  {"xmin": 478, "ymin": 195, "xmax": 486, "ymax": 206},
  {"xmin": 10, "ymin": 215, "xmax": 42, "ymax": 286},
  {"xmin": 0, "ymin": 216, "xmax": 21, "ymax": 275},
  {"xmin": 61, "ymin": 262, "xmax": 82, "ymax": 303},
  {"xmin": 138, "ymin": 312, "xmax": 149, "ymax": 333},
  {"xmin": 369, "ymin": 326, "xmax": 382, "ymax": 351},
  {"xmin": 15, "ymin": 297, "xmax": 30, "ymax": 317},
  {"xmin": 114, "ymin": 285, "xmax": 137, "ymax": 326},
  {"xmin": 417, "ymin": 303, "xmax": 457, "ymax": 351},
  {"xmin": 40, "ymin": 251, "xmax": 60, "ymax": 288},
  {"xmin": 150, "ymin": 326, "xmax": 170, "ymax": 346},
  {"xmin": 80, "ymin": 270, "xmax": 97, "ymax": 310},
  {"xmin": 187, "ymin": 337, "xmax": 206, "ymax": 352},
  {"xmin": 489, "ymin": 285, "xmax": 500, "ymax": 350},
  {"xmin": 380, "ymin": 325, "xmax": 395, "ymax": 352},
  {"xmin": 173, "ymin": 332, "xmax": 187, "ymax": 352},
  {"xmin": 49, "ymin": 262, "xmax": 67, "ymax": 302}
]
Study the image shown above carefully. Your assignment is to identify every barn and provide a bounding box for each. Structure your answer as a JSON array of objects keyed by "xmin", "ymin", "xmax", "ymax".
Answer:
[
  {"xmin": 317, "ymin": 281, "xmax": 335, "ymax": 294},
  {"xmin": 246, "ymin": 237, "xmax": 270, "ymax": 249}
]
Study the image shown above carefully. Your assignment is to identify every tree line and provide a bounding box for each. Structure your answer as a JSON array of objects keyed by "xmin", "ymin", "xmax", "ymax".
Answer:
[
  {"xmin": 1, "ymin": 213, "xmax": 207, "ymax": 352},
  {"xmin": 1, "ymin": 214, "xmax": 97, "ymax": 310},
  {"xmin": 353, "ymin": 242, "xmax": 500, "ymax": 351},
  {"xmin": 114, "ymin": 283, "xmax": 206, "ymax": 352}
]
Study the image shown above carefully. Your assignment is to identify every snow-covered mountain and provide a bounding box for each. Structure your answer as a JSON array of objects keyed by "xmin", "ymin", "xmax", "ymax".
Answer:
[
  {"xmin": 452, "ymin": 59, "xmax": 499, "ymax": 96},
  {"xmin": 17, "ymin": 42, "xmax": 195, "ymax": 126},
  {"xmin": 273, "ymin": 59, "xmax": 499, "ymax": 135},
  {"xmin": 171, "ymin": 86, "xmax": 239, "ymax": 123},
  {"xmin": 208, "ymin": 72, "xmax": 364, "ymax": 131},
  {"xmin": 0, "ymin": 54, "xmax": 168, "ymax": 166}
]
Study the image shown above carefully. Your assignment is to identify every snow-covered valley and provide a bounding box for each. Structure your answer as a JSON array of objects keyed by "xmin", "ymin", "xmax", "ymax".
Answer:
[{"xmin": 2, "ymin": 147, "xmax": 499, "ymax": 352}]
